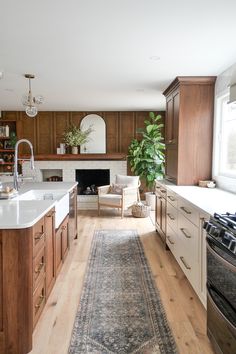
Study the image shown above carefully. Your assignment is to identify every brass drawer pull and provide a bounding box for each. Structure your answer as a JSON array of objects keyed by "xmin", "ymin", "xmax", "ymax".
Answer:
[
  {"xmin": 180, "ymin": 256, "xmax": 191, "ymax": 270},
  {"xmin": 167, "ymin": 195, "xmax": 175, "ymax": 201},
  {"xmin": 34, "ymin": 262, "xmax": 44, "ymax": 274},
  {"xmin": 34, "ymin": 232, "xmax": 45, "ymax": 241},
  {"xmin": 61, "ymin": 225, "xmax": 67, "ymax": 230},
  {"xmin": 35, "ymin": 295, "xmax": 45, "ymax": 309},
  {"xmin": 160, "ymin": 189, "xmax": 166, "ymax": 193},
  {"xmin": 167, "ymin": 236, "xmax": 174, "ymax": 245},
  {"xmin": 167, "ymin": 213, "xmax": 175, "ymax": 221},
  {"xmin": 180, "ymin": 206, "xmax": 192, "ymax": 215},
  {"xmin": 156, "ymin": 186, "xmax": 161, "ymax": 189},
  {"xmin": 180, "ymin": 227, "xmax": 191, "ymax": 239},
  {"xmin": 168, "ymin": 139, "xmax": 173, "ymax": 143}
]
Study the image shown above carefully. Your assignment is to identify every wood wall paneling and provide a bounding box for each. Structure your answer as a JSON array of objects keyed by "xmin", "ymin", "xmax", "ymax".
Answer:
[
  {"xmin": 53, "ymin": 112, "xmax": 70, "ymax": 152},
  {"xmin": 119, "ymin": 112, "xmax": 135, "ymax": 153},
  {"xmin": 18, "ymin": 112, "xmax": 37, "ymax": 154},
  {"xmin": 36, "ymin": 112, "xmax": 54, "ymax": 154},
  {"xmin": 2, "ymin": 110, "xmax": 165, "ymax": 162},
  {"xmin": 103, "ymin": 112, "xmax": 119, "ymax": 153}
]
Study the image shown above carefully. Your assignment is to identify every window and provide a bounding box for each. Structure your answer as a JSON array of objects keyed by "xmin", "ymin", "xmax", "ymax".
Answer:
[{"xmin": 213, "ymin": 91, "xmax": 236, "ymax": 192}]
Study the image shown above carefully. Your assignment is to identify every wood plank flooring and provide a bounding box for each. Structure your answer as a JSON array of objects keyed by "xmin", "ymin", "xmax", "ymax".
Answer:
[{"xmin": 30, "ymin": 210, "xmax": 215, "ymax": 354}]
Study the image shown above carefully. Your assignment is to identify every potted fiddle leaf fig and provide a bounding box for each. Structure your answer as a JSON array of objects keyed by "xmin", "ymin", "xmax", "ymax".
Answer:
[
  {"xmin": 128, "ymin": 112, "xmax": 165, "ymax": 209},
  {"xmin": 63, "ymin": 124, "xmax": 93, "ymax": 154}
]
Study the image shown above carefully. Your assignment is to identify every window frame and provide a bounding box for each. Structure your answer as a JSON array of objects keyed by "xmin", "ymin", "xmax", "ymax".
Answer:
[{"xmin": 212, "ymin": 88, "xmax": 236, "ymax": 193}]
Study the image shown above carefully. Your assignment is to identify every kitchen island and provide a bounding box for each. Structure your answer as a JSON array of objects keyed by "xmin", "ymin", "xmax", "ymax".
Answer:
[{"xmin": 0, "ymin": 182, "xmax": 78, "ymax": 354}]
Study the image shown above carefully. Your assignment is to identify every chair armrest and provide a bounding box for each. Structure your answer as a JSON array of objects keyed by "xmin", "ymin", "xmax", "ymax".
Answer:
[
  {"xmin": 122, "ymin": 186, "xmax": 139, "ymax": 195},
  {"xmin": 98, "ymin": 185, "xmax": 111, "ymax": 195}
]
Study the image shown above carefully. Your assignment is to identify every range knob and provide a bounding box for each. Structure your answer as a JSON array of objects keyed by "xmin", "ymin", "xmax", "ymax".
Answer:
[{"xmin": 204, "ymin": 222, "xmax": 213, "ymax": 232}]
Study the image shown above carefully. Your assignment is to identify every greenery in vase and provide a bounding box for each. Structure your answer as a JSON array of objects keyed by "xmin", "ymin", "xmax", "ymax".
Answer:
[
  {"xmin": 128, "ymin": 112, "xmax": 165, "ymax": 190},
  {"xmin": 63, "ymin": 124, "xmax": 93, "ymax": 147}
]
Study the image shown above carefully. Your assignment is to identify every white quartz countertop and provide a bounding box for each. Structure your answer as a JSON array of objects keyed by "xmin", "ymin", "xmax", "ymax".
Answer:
[
  {"xmin": 0, "ymin": 182, "xmax": 77, "ymax": 229},
  {"xmin": 160, "ymin": 182, "xmax": 236, "ymax": 216}
]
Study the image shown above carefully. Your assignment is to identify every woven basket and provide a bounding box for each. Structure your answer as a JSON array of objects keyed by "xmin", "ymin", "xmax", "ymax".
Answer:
[{"xmin": 132, "ymin": 203, "xmax": 151, "ymax": 218}]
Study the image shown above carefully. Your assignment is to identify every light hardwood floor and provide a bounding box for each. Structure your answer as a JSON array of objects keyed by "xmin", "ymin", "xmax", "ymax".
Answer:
[{"xmin": 30, "ymin": 210, "xmax": 215, "ymax": 354}]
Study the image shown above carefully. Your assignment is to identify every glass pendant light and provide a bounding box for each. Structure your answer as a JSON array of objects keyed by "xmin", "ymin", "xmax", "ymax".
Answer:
[{"xmin": 22, "ymin": 74, "xmax": 43, "ymax": 118}]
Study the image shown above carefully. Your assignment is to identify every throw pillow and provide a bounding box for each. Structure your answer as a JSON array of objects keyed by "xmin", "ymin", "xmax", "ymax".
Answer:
[{"xmin": 109, "ymin": 183, "xmax": 127, "ymax": 195}]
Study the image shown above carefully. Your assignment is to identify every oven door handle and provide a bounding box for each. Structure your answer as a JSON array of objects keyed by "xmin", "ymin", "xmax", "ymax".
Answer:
[{"xmin": 206, "ymin": 236, "xmax": 236, "ymax": 271}]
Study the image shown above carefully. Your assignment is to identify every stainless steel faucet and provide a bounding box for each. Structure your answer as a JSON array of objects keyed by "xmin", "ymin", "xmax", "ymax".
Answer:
[{"xmin": 13, "ymin": 139, "xmax": 35, "ymax": 190}]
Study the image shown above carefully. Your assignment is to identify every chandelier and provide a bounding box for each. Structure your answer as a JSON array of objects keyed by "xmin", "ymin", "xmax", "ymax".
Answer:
[{"xmin": 22, "ymin": 74, "xmax": 43, "ymax": 118}]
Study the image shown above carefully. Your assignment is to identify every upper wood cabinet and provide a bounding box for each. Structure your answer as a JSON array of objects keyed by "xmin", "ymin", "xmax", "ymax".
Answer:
[{"xmin": 163, "ymin": 76, "xmax": 216, "ymax": 185}]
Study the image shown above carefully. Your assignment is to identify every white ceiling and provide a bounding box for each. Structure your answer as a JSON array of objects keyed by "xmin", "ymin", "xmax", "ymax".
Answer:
[{"xmin": 1, "ymin": 0, "xmax": 236, "ymax": 111}]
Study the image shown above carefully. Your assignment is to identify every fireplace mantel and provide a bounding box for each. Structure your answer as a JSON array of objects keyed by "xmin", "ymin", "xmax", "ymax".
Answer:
[{"xmin": 20, "ymin": 153, "xmax": 127, "ymax": 161}]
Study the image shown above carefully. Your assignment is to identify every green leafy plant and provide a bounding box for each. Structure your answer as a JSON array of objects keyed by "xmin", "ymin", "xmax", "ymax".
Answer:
[
  {"xmin": 128, "ymin": 112, "xmax": 165, "ymax": 190},
  {"xmin": 9, "ymin": 132, "xmax": 17, "ymax": 147},
  {"xmin": 63, "ymin": 124, "xmax": 93, "ymax": 147}
]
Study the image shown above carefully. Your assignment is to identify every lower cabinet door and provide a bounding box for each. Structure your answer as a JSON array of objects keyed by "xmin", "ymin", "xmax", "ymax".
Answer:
[
  {"xmin": 61, "ymin": 218, "xmax": 69, "ymax": 261},
  {"xmin": 55, "ymin": 227, "xmax": 63, "ymax": 276},
  {"xmin": 33, "ymin": 279, "xmax": 46, "ymax": 328}
]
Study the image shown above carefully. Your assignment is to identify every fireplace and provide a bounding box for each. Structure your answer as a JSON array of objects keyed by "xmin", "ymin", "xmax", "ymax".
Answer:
[{"xmin": 76, "ymin": 169, "xmax": 110, "ymax": 195}]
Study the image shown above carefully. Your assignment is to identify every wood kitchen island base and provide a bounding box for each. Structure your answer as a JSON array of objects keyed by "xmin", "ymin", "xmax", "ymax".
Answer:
[
  {"xmin": 0, "ymin": 208, "xmax": 75, "ymax": 354},
  {"xmin": 0, "ymin": 228, "xmax": 33, "ymax": 354}
]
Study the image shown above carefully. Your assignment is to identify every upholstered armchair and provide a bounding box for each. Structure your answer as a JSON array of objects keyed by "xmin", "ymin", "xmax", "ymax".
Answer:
[{"xmin": 97, "ymin": 174, "xmax": 140, "ymax": 217}]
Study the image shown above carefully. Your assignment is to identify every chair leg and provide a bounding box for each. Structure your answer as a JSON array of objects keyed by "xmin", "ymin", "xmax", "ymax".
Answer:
[
  {"xmin": 121, "ymin": 207, "xmax": 124, "ymax": 218},
  {"xmin": 98, "ymin": 203, "xmax": 100, "ymax": 216}
]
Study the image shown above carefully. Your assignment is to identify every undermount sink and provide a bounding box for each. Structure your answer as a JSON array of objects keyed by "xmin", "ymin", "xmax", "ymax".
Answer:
[{"xmin": 16, "ymin": 190, "xmax": 69, "ymax": 228}]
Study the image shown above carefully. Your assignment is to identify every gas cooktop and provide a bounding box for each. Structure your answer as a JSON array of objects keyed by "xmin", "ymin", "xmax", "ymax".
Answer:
[{"xmin": 214, "ymin": 212, "xmax": 236, "ymax": 230}]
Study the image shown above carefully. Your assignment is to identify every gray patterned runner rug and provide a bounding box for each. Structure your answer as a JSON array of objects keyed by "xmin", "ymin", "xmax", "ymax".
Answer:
[{"xmin": 69, "ymin": 229, "xmax": 178, "ymax": 354}]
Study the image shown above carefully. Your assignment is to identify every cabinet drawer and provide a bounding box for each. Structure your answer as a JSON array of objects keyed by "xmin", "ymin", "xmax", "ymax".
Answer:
[
  {"xmin": 33, "ymin": 246, "xmax": 46, "ymax": 291},
  {"xmin": 166, "ymin": 202, "xmax": 178, "ymax": 231},
  {"xmin": 177, "ymin": 253, "xmax": 198, "ymax": 293},
  {"xmin": 155, "ymin": 182, "xmax": 167, "ymax": 198},
  {"xmin": 178, "ymin": 212, "xmax": 199, "ymax": 262},
  {"xmin": 178, "ymin": 197, "xmax": 199, "ymax": 226},
  {"xmin": 166, "ymin": 189, "xmax": 178, "ymax": 208},
  {"xmin": 166, "ymin": 223, "xmax": 178, "ymax": 257},
  {"xmin": 33, "ymin": 279, "xmax": 46, "ymax": 328},
  {"xmin": 33, "ymin": 217, "xmax": 45, "ymax": 257}
]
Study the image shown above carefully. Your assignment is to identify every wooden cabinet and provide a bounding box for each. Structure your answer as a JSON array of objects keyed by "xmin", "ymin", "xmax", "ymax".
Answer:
[
  {"xmin": 55, "ymin": 216, "xmax": 69, "ymax": 276},
  {"xmin": 32, "ymin": 217, "xmax": 47, "ymax": 329},
  {"xmin": 0, "ymin": 207, "xmax": 70, "ymax": 354},
  {"xmin": 163, "ymin": 76, "xmax": 216, "ymax": 185},
  {"xmin": 68, "ymin": 187, "xmax": 78, "ymax": 245},
  {"xmin": 45, "ymin": 208, "xmax": 56, "ymax": 297},
  {"xmin": 0, "ymin": 119, "xmax": 18, "ymax": 174},
  {"xmin": 155, "ymin": 181, "xmax": 167, "ymax": 243}
]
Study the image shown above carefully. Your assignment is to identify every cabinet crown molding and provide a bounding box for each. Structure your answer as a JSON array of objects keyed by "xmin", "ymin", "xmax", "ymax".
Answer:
[{"xmin": 163, "ymin": 76, "xmax": 216, "ymax": 96}]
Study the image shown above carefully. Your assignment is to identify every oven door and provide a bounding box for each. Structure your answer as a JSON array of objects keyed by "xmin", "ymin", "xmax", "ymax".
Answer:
[
  {"xmin": 207, "ymin": 284, "xmax": 236, "ymax": 354},
  {"xmin": 207, "ymin": 235, "xmax": 236, "ymax": 354},
  {"xmin": 207, "ymin": 235, "xmax": 236, "ymax": 311}
]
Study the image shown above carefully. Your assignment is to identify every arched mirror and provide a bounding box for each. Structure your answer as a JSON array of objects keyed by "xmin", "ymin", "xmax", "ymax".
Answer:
[{"xmin": 80, "ymin": 114, "xmax": 106, "ymax": 153}]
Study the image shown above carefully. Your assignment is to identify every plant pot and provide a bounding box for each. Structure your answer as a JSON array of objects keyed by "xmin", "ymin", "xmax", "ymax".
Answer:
[
  {"xmin": 145, "ymin": 192, "xmax": 156, "ymax": 211},
  {"xmin": 71, "ymin": 146, "xmax": 78, "ymax": 154}
]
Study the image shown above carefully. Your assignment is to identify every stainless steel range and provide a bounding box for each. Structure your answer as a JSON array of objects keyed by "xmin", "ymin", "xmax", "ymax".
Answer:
[{"xmin": 204, "ymin": 213, "xmax": 236, "ymax": 354}]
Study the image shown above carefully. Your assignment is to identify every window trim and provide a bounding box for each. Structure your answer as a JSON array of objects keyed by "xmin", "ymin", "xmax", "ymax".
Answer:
[{"xmin": 212, "ymin": 88, "xmax": 236, "ymax": 193}]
